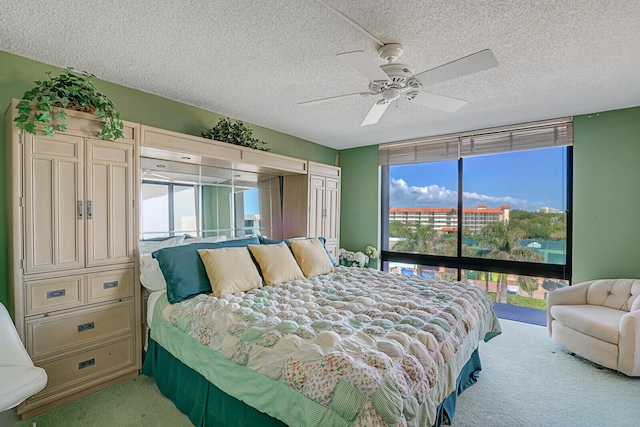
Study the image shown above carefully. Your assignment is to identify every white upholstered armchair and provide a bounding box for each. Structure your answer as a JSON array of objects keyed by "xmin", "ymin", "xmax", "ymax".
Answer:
[
  {"xmin": 0, "ymin": 302, "xmax": 48, "ymax": 412},
  {"xmin": 547, "ymin": 278, "xmax": 640, "ymax": 377}
]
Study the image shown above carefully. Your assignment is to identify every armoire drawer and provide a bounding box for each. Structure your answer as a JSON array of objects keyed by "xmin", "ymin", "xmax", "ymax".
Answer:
[
  {"xmin": 87, "ymin": 268, "xmax": 134, "ymax": 303},
  {"xmin": 25, "ymin": 275, "xmax": 85, "ymax": 316},
  {"xmin": 27, "ymin": 300, "xmax": 135, "ymax": 359},
  {"xmin": 28, "ymin": 335, "xmax": 135, "ymax": 403}
]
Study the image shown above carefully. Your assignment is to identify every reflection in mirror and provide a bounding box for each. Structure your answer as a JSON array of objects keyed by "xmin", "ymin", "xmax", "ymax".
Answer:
[{"xmin": 140, "ymin": 158, "xmax": 283, "ymax": 241}]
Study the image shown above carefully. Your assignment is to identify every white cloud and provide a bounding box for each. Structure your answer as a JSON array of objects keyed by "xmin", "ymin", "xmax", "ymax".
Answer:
[{"xmin": 389, "ymin": 178, "xmax": 528, "ymax": 209}]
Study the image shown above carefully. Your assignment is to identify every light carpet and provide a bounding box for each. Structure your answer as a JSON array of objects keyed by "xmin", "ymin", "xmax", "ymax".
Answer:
[
  {"xmin": 453, "ymin": 319, "xmax": 639, "ymax": 427},
  {"xmin": 14, "ymin": 319, "xmax": 640, "ymax": 427}
]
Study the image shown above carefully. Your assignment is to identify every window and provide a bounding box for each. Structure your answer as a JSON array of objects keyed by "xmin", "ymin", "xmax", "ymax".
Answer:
[{"xmin": 381, "ymin": 119, "xmax": 572, "ymax": 308}]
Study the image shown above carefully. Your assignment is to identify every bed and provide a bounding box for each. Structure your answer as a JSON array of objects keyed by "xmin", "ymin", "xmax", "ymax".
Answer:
[{"xmin": 140, "ymin": 237, "xmax": 501, "ymax": 427}]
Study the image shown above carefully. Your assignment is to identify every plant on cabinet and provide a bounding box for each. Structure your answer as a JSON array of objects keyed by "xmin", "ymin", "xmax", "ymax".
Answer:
[{"xmin": 14, "ymin": 67, "xmax": 124, "ymax": 140}]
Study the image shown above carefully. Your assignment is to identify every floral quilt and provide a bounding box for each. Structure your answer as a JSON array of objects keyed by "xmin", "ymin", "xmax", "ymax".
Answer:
[{"xmin": 165, "ymin": 267, "xmax": 499, "ymax": 426}]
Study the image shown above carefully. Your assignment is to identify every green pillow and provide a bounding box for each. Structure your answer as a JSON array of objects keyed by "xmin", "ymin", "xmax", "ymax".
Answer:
[{"xmin": 153, "ymin": 236, "xmax": 260, "ymax": 303}]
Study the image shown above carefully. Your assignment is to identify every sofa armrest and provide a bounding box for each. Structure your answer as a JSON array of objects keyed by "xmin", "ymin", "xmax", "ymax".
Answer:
[
  {"xmin": 618, "ymin": 309, "xmax": 640, "ymax": 377},
  {"xmin": 547, "ymin": 281, "xmax": 592, "ymax": 337}
]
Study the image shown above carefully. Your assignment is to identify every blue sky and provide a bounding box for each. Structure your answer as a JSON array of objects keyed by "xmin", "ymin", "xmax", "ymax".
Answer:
[
  {"xmin": 390, "ymin": 147, "xmax": 567, "ymax": 212},
  {"xmin": 244, "ymin": 188, "xmax": 259, "ymax": 215}
]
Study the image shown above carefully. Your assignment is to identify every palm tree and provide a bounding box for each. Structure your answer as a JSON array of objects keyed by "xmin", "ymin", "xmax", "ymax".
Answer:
[
  {"xmin": 478, "ymin": 221, "xmax": 543, "ymax": 303},
  {"xmin": 389, "ymin": 220, "xmax": 444, "ymax": 254},
  {"xmin": 389, "ymin": 220, "xmax": 456, "ymax": 276}
]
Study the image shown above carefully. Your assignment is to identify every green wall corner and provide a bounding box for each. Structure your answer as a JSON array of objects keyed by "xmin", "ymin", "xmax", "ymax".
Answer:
[
  {"xmin": 572, "ymin": 107, "xmax": 640, "ymax": 283},
  {"xmin": 338, "ymin": 145, "xmax": 380, "ymax": 256}
]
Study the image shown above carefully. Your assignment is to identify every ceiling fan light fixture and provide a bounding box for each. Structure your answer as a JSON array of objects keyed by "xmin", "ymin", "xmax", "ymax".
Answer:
[{"xmin": 382, "ymin": 87, "xmax": 401, "ymax": 102}]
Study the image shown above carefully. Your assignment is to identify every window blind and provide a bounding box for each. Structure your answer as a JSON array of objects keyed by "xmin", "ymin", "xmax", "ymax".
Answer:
[
  {"xmin": 378, "ymin": 136, "xmax": 459, "ymax": 165},
  {"xmin": 379, "ymin": 118, "xmax": 573, "ymax": 166}
]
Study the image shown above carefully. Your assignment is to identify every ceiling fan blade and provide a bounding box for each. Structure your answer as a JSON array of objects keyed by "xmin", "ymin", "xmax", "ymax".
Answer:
[
  {"xmin": 360, "ymin": 100, "xmax": 390, "ymax": 126},
  {"xmin": 413, "ymin": 49, "xmax": 499, "ymax": 87},
  {"xmin": 406, "ymin": 91, "xmax": 468, "ymax": 112},
  {"xmin": 298, "ymin": 92, "xmax": 371, "ymax": 107},
  {"xmin": 337, "ymin": 51, "xmax": 390, "ymax": 83}
]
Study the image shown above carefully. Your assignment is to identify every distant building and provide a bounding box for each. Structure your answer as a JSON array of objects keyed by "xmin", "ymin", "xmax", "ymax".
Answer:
[
  {"xmin": 389, "ymin": 205, "xmax": 510, "ymax": 232},
  {"xmin": 538, "ymin": 206, "xmax": 561, "ymax": 213}
]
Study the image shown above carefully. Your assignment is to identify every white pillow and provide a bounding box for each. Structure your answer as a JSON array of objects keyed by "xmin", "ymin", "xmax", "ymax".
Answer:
[
  {"xmin": 140, "ymin": 254, "xmax": 168, "ymax": 292},
  {"xmin": 139, "ymin": 235, "xmax": 186, "ymax": 254}
]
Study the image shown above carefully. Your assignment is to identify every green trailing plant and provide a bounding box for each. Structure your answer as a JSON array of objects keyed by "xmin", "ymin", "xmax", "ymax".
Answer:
[
  {"xmin": 201, "ymin": 117, "xmax": 270, "ymax": 151},
  {"xmin": 14, "ymin": 67, "xmax": 124, "ymax": 140}
]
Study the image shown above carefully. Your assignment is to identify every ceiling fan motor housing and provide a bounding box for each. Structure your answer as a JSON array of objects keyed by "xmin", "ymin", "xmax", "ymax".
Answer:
[{"xmin": 370, "ymin": 62, "xmax": 417, "ymax": 95}]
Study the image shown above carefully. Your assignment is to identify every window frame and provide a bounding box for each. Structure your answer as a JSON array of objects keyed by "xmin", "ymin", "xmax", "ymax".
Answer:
[{"xmin": 380, "ymin": 147, "xmax": 573, "ymax": 282}]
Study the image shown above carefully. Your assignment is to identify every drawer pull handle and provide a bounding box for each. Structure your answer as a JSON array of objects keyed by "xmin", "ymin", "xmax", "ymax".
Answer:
[
  {"xmin": 77, "ymin": 200, "xmax": 83, "ymax": 220},
  {"xmin": 77, "ymin": 322, "xmax": 95, "ymax": 332},
  {"xmin": 87, "ymin": 200, "xmax": 92, "ymax": 220},
  {"xmin": 47, "ymin": 289, "xmax": 66, "ymax": 299},
  {"xmin": 78, "ymin": 358, "xmax": 95, "ymax": 370},
  {"xmin": 103, "ymin": 280, "xmax": 119, "ymax": 289}
]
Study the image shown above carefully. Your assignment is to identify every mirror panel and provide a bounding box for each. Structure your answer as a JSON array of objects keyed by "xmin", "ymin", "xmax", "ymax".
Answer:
[{"xmin": 140, "ymin": 157, "xmax": 283, "ymax": 240}]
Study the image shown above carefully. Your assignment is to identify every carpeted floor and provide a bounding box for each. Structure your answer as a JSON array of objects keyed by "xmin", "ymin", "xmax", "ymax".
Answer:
[
  {"xmin": 453, "ymin": 320, "xmax": 639, "ymax": 427},
  {"xmin": 12, "ymin": 319, "xmax": 640, "ymax": 427}
]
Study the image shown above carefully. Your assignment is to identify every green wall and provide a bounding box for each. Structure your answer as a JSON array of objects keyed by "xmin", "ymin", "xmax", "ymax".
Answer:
[
  {"xmin": 0, "ymin": 50, "xmax": 337, "ymax": 308},
  {"xmin": 338, "ymin": 145, "xmax": 380, "ymax": 261},
  {"xmin": 572, "ymin": 107, "xmax": 640, "ymax": 283}
]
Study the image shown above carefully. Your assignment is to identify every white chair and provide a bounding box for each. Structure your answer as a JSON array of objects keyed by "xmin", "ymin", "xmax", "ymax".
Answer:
[
  {"xmin": 0, "ymin": 302, "xmax": 48, "ymax": 412},
  {"xmin": 547, "ymin": 278, "xmax": 640, "ymax": 376}
]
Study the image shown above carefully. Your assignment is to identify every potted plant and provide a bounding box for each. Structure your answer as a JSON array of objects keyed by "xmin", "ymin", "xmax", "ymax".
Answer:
[
  {"xmin": 14, "ymin": 67, "xmax": 125, "ymax": 140},
  {"xmin": 201, "ymin": 117, "xmax": 270, "ymax": 151}
]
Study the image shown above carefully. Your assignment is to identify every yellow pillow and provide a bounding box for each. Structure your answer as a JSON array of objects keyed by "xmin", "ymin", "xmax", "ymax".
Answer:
[
  {"xmin": 197, "ymin": 247, "xmax": 263, "ymax": 297},
  {"xmin": 248, "ymin": 242, "xmax": 304, "ymax": 285},
  {"xmin": 290, "ymin": 238, "xmax": 335, "ymax": 278}
]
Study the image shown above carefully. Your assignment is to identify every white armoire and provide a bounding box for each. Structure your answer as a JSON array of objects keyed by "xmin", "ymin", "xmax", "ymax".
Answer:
[
  {"xmin": 282, "ymin": 161, "xmax": 341, "ymax": 258},
  {"xmin": 4, "ymin": 99, "xmax": 141, "ymax": 419}
]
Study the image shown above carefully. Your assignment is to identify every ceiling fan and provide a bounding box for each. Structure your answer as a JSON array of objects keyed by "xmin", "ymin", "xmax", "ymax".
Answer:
[{"xmin": 299, "ymin": 43, "xmax": 499, "ymax": 126}]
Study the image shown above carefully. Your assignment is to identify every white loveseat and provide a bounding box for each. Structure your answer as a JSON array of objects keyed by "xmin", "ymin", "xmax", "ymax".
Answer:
[{"xmin": 547, "ymin": 278, "xmax": 640, "ymax": 377}]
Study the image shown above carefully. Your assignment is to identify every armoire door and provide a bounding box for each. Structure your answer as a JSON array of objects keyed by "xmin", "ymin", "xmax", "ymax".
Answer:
[
  {"xmin": 324, "ymin": 177, "xmax": 340, "ymax": 242},
  {"xmin": 24, "ymin": 134, "xmax": 85, "ymax": 274},
  {"xmin": 308, "ymin": 174, "xmax": 325, "ymax": 238},
  {"xmin": 85, "ymin": 138, "xmax": 134, "ymax": 266}
]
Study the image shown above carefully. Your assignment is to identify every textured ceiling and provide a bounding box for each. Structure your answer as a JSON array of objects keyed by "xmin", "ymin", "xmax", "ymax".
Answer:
[{"xmin": 1, "ymin": 1, "xmax": 639, "ymax": 150}]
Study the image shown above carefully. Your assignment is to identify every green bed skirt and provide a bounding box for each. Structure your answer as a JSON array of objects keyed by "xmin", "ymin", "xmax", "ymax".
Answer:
[
  {"xmin": 142, "ymin": 337, "xmax": 482, "ymax": 427},
  {"xmin": 435, "ymin": 348, "xmax": 482, "ymax": 426}
]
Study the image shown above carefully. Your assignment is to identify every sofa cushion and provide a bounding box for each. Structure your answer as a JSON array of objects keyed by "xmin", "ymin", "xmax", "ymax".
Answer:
[
  {"xmin": 586, "ymin": 279, "xmax": 640, "ymax": 312},
  {"xmin": 550, "ymin": 304, "xmax": 625, "ymax": 345}
]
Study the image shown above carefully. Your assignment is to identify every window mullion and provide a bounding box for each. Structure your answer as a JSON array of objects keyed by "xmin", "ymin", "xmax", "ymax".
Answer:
[
  {"xmin": 168, "ymin": 184, "xmax": 175, "ymax": 237},
  {"xmin": 457, "ymin": 157, "xmax": 463, "ymax": 280}
]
